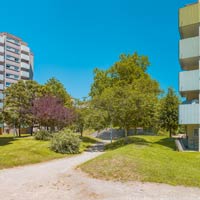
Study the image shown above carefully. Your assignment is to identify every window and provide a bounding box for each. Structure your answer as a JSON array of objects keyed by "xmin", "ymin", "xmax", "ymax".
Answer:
[
  {"xmin": 6, "ymin": 37, "xmax": 19, "ymax": 45},
  {"xmin": 6, "ymin": 82, "xmax": 11, "ymax": 87},
  {"xmin": 6, "ymin": 73, "xmax": 19, "ymax": 80},
  {"xmin": 194, "ymin": 129, "xmax": 199, "ymax": 137},
  {"xmin": 6, "ymin": 55, "xmax": 19, "ymax": 63},
  {"xmin": 6, "ymin": 64, "xmax": 19, "ymax": 71},
  {"xmin": 6, "ymin": 46, "xmax": 19, "ymax": 54}
]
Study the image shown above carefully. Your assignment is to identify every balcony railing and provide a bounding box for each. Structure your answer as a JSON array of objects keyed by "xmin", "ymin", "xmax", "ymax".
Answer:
[
  {"xmin": 179, "ymin": 36, "xmax": 199, "ymax": 59},
  {"xmin": 0, "ymin": 93, "xmax": 3, "ymax": 100},
  {"xmin": 179, "ymin": 3, "xmax": 200, "ymax": 38},
  {"xmin": 21, "ymin": 71, "xmax": 29, "ymax": 78},
  {"xmin": 0, "ymin": 56, "xmax": 4, "ymax": 62},
  {"xmin": 179, "ymin": 70, "xmax": 200, "ymax": 92},
  {"xmin": 0, "ymin": 37, "xmax": 4, "ymax": 44},
  {"xmin": 0, "ymin": 46, "xmax": 4, "ymax": 53},
  {"xmin": 179, "ymin": 104, "xmax": 200, "ymax": 124},
  {"xmin": 21, "ymin": 62, "xmax": 30, "ymax": 70},
  {"xmin": 21, "ymin": 54, "xmax": 29, "ymax": 61},
  {"xmin": 0, "ymin": 84, "xmax": 4, "ymax": 90},
  {"xmin": 0, "ymin": 74, "xmax": 4, "ymax": 81},
  {"xmin": 21, "ymin": 45, "xmax": 30, "ymax": 52},
  {"xmin": 0, "ymin": 65, "xmax": 4, "ymax": 72}
]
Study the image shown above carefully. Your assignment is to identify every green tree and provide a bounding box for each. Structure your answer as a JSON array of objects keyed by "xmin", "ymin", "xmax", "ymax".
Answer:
[
  {"xmin": 159, "ymin": 87, "xmax": 180, "ymax": 138},
  {"xmin": 90, "ymin": 52, "xmax": 161, "ymax": 138},
  {"xmin": 43, "ymin": 77, "xmax": 72, "ymax": 107},
  {"xmin": 3, "ymin": 80, "xmax": 41, "ymax": 136},
  {"xmin": 74, "ymin": 99, "xmax": 108, "ymax": 137}
]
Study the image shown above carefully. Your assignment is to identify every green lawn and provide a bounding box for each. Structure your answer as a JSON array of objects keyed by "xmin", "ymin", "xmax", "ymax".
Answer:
[
  {"xmin": 0, "ymin": 134, "xmax": 98, "ymax": 169},
  {"xmin": 80, "ymin": 135, "xmax": 200, "ymax": 187}
]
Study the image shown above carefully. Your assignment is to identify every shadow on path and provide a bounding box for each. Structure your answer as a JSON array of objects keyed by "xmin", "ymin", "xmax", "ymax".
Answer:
[{"xmin": 85, "ymin": 142, "xmax": 105, "ymax": 152}]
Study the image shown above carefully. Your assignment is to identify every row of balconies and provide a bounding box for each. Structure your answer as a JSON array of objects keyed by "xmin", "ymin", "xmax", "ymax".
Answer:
[
  {"xmin": 0, "ymin": 63, "xmax": 30, "ymax": 71},
  {"xmin": 0, "ymin": 54, "xmax": 29, "ymax": 63},
  {"xmin": 0, "ymin": 71, "xmax": 29, "ymax": 79},
  {"xmin": 179, "ymin": 3, "xmax": 200, "ymax": 125},
  {"xmin": 0, "ymin": 44, "xmax": 30, "ymax": 55}
]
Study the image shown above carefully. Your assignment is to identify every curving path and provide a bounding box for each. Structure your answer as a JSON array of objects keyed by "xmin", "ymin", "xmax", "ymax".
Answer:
[{"xmin": 0, "ymin": 142, "xmax": 200, "ymax": 200}]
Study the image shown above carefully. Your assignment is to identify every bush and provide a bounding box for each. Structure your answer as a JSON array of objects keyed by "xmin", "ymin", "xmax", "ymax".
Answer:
[
  {"xmin": 34, "ymin": 130, "xmax": 53, "ymax": 141},
  {"xmin": 50, "ymin": 129, "xmax": 81, "ymax": 154}
]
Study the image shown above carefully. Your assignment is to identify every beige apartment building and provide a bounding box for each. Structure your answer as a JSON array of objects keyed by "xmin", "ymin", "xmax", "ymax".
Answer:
[{"xmin": 0, "ymin": 32, "xmax": 34, "ymax": 133}]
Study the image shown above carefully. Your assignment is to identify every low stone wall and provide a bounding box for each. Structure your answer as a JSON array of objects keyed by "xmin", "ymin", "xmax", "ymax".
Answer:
[{"xmin": 92, "ymin": 128, "xmax": 154, "ymax": 140}]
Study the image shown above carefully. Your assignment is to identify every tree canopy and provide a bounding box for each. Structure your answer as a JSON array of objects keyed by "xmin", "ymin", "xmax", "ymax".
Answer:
[{"xmin": 90, "ymin": 52, "xmax": 161, "ymax": 137}]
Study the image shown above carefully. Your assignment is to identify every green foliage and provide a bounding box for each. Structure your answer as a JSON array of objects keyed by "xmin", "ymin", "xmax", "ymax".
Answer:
[
  {"xmin": 50, "ymin": 129, "xmax": 81, "ymax": 154},
  {"xmin": 43, "ymin": 77, "xmax": 72, "ymax": 107},
  {"xmin": 90, "ymin": 52, "xmax": 161, "ymax": 136},
  {"xmin": 159, "ymin": 87, "xmax": 180, "ymax": 137},
  {"xmin": 34, "ymin": 130, "xmax": 53, "ymax": 141},
  {"xmin": 3, "ymin": 80, "xmax": 41, "ymax": 136}
]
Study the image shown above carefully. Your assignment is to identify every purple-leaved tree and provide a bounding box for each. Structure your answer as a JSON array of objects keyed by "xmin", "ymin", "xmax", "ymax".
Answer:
[{"xmin": 32, "ymin": 96, "xmax": 75, "ymax": 131}]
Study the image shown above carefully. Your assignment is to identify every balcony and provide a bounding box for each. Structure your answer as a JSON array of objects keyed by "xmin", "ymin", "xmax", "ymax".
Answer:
[
  {"xmin": 0, "ymin": 56, "xmax": 4, "ymax": 62},
  {"xmin": 0, "ymin": 65, "xmax": 4, "ymax": 72},
  {"xmin": 179, "ymin": 70, "xmax": 200, "ymax": 94},
  {"xmin": 21, "ymin": 62, "xmax": 30, "ymax": 70},
  {"xmin": 0, "ymin": 37, "xmax": 4, "ymax": 44},
  {"xmin": 21, "ymin": 71, "xmax": 29, "ymax": 78},
  {"xmin": 6, "ymin": 37, "xmax": 20, "ymax": 46},
  {"xmin": 179, "ymin": 104, "xmax": 200, "ymax": 124},
  {"xmin": 179, "ymin": 3, "xmax": 200, "ymax": 38},
  {"xmin": 0, "ymin": 84, "xmax": 3, "ymax": 90},
  {"xmin": 0, "ymin": 46, "xmax": 4, "ymax": 53},
  {"xmin": 21, "ymin": 54, "xmax": 29, "ymax": 61},
  {"xmin": 21, "ymin": 45, "xmax": 30, "ymax": 53},
  {"xmin": 0, "ymin": 74, "xmax": 4, "ymax": 81},
  {"xmin": 179, "ymin": 36, "xmax": 200, "ymax": 70}
]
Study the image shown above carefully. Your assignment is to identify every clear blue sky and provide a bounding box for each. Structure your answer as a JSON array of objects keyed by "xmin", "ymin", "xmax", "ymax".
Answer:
[{"xmin": 0, "ymin": 0, "xmax": 194, "ymax": 99}]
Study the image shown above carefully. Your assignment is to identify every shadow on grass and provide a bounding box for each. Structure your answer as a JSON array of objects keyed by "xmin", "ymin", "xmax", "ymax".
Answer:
[
  {"xmin": 155, "ymin": 137, "xmax": 176, "ymax": 150},
  {"xmin": 0, "ymin": 137, "xmax": 16, "ymax": 146},
  {"xmin": 105, "ymin": 137, "xmax": 151, "ymax": 150}
]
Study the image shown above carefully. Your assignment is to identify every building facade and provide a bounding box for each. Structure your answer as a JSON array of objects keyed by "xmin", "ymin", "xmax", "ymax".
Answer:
[
  {"xmin": 179, "ymin": 1, "xmax": 200, "ymax": 151},
  {"xmin": 0, "ymin": 32, "xmax": 33, "ymax": 106},
  {"xmin": 0, "ymin": 33, "xmax": 34, "ymax": 134}
]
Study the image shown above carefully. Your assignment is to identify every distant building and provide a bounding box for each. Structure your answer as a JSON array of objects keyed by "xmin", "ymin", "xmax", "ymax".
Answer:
[
  {"xmin": 0, "ymin": 32, "xmax": 34, "ymax": 134},
  {"xmin": 179, "ymin": 1, "xmax": 200, "ymax": 151}
]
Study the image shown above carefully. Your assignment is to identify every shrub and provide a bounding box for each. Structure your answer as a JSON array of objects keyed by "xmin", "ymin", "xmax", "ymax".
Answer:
[
  {"xmin": 50, "ymin": 129, "xmax": 81, "ymax": 154},
  {"xmin": 34, "ymin": 130, "xmax": 53, "ymax": 141}
]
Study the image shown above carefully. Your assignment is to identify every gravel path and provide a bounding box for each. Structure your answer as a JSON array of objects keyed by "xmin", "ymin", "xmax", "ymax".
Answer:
[{"xmin": 1, "ymin": 142, "xmax": 200, "ymax": 200}]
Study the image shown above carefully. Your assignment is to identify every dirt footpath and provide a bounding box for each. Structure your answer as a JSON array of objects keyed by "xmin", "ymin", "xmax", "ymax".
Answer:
[{"xmin": 0, "ymin": 143, "xmax": 200, "ymax": 200}]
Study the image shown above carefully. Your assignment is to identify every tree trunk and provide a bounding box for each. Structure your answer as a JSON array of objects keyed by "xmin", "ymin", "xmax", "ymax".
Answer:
[
  {"xmin": 81, "ymin": 130, "xmax": 83, "ymax": 138},
  {"xmin": 125, "ymin": 128, "xmax": 128, "ymax": 143},
  {"xmin": 30, "ymin": 126, "xmax": 33, "ymax": 136},
  {"xmin": 18, "ymin": 125, "xmax": 21, "ymax": 137},
  {"xmin": 169, "ymin": 128, "xmax": 172, "ymax": 138}
]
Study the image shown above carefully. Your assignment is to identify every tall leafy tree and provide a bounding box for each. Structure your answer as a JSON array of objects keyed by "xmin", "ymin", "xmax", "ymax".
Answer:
[
  {"xmin": 159, "ymin": 87, "xmax": 180, "ymax": 138},
  {"xmin": 90, "ymin": 52, "xmax": 161, "ymax": 138},
  {"xmin": 43, "ymin": 77, "xmax": 72, "ymax": 107},
  {"xmin": 3, "ymin": 80, "xmax": 41, "ymax": 136}
]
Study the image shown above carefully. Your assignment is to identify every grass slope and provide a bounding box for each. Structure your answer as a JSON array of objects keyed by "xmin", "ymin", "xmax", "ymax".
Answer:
[
  {"xmin": 80, "ymin": 136, "xmax": 200, "ymax": 187},
  {"xmin": 0, "ymin": 135, "xmax": 98, "ymax": 169}
]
